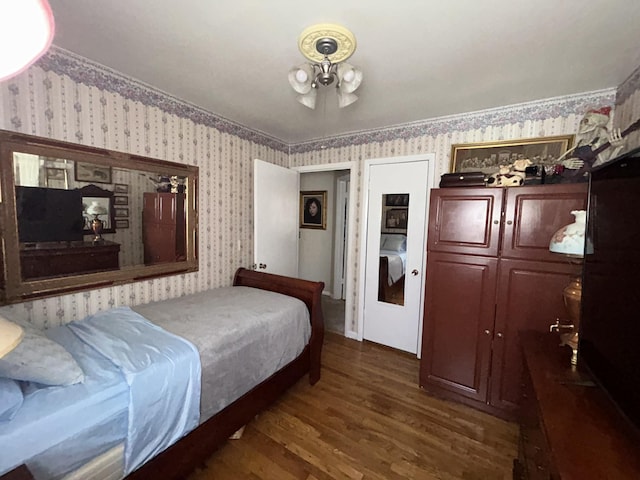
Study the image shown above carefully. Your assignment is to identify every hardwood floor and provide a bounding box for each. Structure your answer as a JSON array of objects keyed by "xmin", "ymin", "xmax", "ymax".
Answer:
[{"xmin": 188, "ymin": 333, "xmax": 518, "ymax": 480}]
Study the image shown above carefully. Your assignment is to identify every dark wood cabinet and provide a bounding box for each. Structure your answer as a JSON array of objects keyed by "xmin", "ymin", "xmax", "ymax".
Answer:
[
  {"xmin": 516, "ymin": 332, "xmax": 640, "ymax": 479},
  {"xmin": 420, "ymin": 184, "xmax": 588, "ymax": 419},
  {"xmin": 143, "ymin": 193, "xmax": 186, "ymax": 265},
  {"xmin": 19, "ymin": 241, "xmax": 120, "ymax": 279}
]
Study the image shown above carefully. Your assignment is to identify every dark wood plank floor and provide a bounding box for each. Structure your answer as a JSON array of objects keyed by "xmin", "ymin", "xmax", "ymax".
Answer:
[{"xmin": 188, "ymin": 332, "xmax": 518, "ymax": 480}]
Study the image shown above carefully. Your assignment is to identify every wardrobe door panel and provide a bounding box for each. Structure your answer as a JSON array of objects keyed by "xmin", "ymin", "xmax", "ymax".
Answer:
[
  {"xmin": 427, "ymin": 188, "xmax": 503, "ymax": 257},
  {"xmin": 502, "ymin": 184, "xmax": 587, "ymax": 262},
  {"xmin": 420, "ymin": 252, "xmax": 497, "ymax": 403},
  {"xmin": 490, "ymin": 258, "xmax": 579, "ymax": 412}
]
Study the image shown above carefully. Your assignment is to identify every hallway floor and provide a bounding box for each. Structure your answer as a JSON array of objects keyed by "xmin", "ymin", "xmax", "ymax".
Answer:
[{"xmin": 321, "ymin": 296, "xmax": 345, "ymax": 335}]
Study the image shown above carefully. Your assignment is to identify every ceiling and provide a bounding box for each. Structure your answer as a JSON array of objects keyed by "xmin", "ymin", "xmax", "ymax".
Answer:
[{"xmin": 48, "ymin": 0, "xmax": 640, "ymax": 145}]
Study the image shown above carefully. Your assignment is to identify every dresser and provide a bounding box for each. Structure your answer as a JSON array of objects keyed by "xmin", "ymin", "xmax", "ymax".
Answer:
[
  {"xmin": 19, "ymin": 241, "xmax": 120, "ymax": 279},
  {"xmin": 516, "ymin": 331, "xmax": 640, "ymax": 479}
]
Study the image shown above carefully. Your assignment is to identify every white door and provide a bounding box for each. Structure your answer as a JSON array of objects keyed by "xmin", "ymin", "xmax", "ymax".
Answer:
[
  {"xmin": 253, "ymin": 159, "xmax": 299, "ymax": 277},
  {"xmin": 363, "ymin": 160, "xmax": 429, "ymax": 353}
]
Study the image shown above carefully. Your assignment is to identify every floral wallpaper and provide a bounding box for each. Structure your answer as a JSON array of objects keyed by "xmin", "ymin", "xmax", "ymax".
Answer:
[
  {"xmin": 1, "ymin": 46, "xmax": 637, "ymax": 338},
  {"xmin": 0, "ymin": 47, "xmax": 287, "ymax": 329}
]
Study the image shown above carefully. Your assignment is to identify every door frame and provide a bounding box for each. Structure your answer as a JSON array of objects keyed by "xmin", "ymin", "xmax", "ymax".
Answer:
[
  {"xmin": 293, "ymin": 161, "xmax": 357, "ymax": 338},
  {"xmin": 333, "ymin": 173, "xmax": 349, "ymax": 299},
  {"xmin": 357, "ymin": 154, "xmax": 437, "ymax": 356}
]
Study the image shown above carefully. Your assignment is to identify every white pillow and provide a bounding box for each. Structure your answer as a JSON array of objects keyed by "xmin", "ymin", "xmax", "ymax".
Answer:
[
  {"xmin": 0, "ymin": 315, "xmax": 84, "ymax": 386},
  {"xmin": 382, "ymin": 234, "xmax": 407, "ymax": 252}
]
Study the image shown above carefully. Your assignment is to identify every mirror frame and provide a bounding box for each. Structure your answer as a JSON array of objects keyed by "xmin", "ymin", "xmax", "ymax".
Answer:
[{"xmin": 0, "ymin": 130, "xmax": 199, "ymax": 305}]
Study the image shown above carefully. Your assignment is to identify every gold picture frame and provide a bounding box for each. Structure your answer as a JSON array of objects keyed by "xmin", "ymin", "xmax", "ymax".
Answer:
[
  {"xmin": 450, "ymin": 135, "xmax": 574, "ymax": 174},
  {"xmin": 300, "ymin": 191, "xmax": 327, "ymax": 229}
]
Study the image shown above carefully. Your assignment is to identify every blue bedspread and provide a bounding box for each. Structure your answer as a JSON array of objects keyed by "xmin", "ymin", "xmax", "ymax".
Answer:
[
  {"xmin": 68, "ymin": 307, "xmax": 201, "ymax": 474},
  {"xmin": 0, "ymin": 307, "xmax": 201, "ymax": 479}
]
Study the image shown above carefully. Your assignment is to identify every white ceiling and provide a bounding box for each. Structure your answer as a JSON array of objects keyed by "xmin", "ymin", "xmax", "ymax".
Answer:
[{"xmin": 48, "ymin": 0, "xmax": 640, "ymax": 144}]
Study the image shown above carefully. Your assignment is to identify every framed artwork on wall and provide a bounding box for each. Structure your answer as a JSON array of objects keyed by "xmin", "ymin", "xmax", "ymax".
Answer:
[
  {"xmin": 75, "ymin": 161, "xmax": 113, "ymax": 184},
  {"xmin": 300, "ymin": 191, "xmax": 327, "ymax": 229},
  {"xmin": 114, "ymin": 195, "xmax": 128, "ymax": 205},
  {"xmin": 450, "ymin": 135, "xmax": 574, "ymax": 174},
  {"xmin": 114, "ymin": 207, "xmax": 129, "ymax": 218},
  {"xmin": 385, "ymin": 208, "xmax": 408, "ymax": 230},
  {"xmin": 114, "ymin": 183, "xmax": 129, "ymax": 194}
]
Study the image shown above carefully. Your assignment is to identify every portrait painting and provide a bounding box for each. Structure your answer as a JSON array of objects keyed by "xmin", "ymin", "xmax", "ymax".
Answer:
[{"xmin": 300, "ymin": 191, "xmax": 327, "ymax": 229}]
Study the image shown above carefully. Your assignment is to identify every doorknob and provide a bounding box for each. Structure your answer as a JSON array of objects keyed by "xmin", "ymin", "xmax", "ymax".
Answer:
[{"xmin": 411, "ymin": 269, "xmax": 419, "ymax": 276}]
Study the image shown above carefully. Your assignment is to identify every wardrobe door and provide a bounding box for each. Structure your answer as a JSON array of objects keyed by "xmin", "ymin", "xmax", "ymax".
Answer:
[
  {"xmin": 427, "ymin": 188, "xmax": 503, "ymax": 257},
  {"xmin": 420, "ymin": 252, "xmax": 497, "ymax": 403},
  {"xmin": 501, "ymin": 184, "xmax": 587, "ymax": 262},
  {"xmin": 490, "ymin": 258, "xmax": 580, "ymax": 412}
]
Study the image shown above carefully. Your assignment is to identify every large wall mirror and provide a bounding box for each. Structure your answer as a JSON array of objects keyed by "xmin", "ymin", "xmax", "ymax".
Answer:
[{"xmin": 0, "ymin": 130, "xmax": 199, "ymax": 304}]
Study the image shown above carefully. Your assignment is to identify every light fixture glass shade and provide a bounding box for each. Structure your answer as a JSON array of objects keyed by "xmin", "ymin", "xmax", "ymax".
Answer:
[
  {"xmin": 337, "ymin": 90, "xmax": 358, "ymax": 108},
  {"xmin": 86, "ymin": 201, "xmax": 108, "ymax": 216},
  {"xmin": 0, "ymin": 317, "xmax": 24, "ymax": 358},
  {"xmin": 549, "ymin": 210, "xmax": 586, "ymax": 257},
  {"xmin": 288, "ymin": 64, "xmax": 314, "ymax": 94},
  {"xmin": 0, "ymin": 0, "xmax": 55, "ymax": 81},
  {"xmin": 297, "ymin": 89, "xmax": 317, "ymax": 109},
  {"xmin": 337, "ymin": 62, "xmax": 363, "ymax": 93}
]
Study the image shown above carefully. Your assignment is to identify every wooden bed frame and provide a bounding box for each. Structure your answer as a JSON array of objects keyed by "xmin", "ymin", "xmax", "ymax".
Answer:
[
  {"xmin": 378, "ymin": 256, "xmax": 405, "ymax": 303},
  {"xmin": 125, "ymin": 268, "xmax": 325, "ymax": 480}
]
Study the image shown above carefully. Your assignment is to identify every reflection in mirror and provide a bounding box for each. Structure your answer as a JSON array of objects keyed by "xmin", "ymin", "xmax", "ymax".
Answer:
[
  {"xmin": 0, "ymin": 130, "xmax": 198, "ymax": 304},
  {"xmin": 378, "ymin": 193, "xmax": 409, "ymax": 306}
]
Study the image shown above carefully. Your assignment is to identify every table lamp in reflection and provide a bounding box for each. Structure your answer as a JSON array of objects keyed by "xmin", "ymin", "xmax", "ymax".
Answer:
[
  {"xmin": 549, "ymin": 210, "xmax": 587, "ymax": 365},
  {"xmin": 86, "ymin": 201, "xmax": 108, "ymax": 243},
  {"xmin": 0, "ymin": 317, "xmax": 23, "ymax": 358}
]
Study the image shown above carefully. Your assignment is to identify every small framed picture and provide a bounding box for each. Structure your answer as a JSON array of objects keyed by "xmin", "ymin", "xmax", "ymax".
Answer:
[
  {"xmin": 385, "ymin": 208, "xmax": 408, "ymax": 230},
  {"xmin": 46, "ymin": 167, "xmax": 66, "ymax": 181},
  {"xmin": 385, "ymin": 194, "xmax": 409, "ymax": 206},
  {"xmin": 114, "ymin": 207, "xmax": 129, "ymax": 217},
  {"xmin": 114, "ymin": 183, "xmax": 129, "ymax": 194},
  {"xmin": 300, "ymin": 191, "xmax": 327, "ymax": 229},
  {"xmin": 114, "ymin": 195, "xmax": 128, "ymax": 205},
  {"xmin": 75, "ymin": 161, "xmax": 113, "ymax": 184},
  {"xmin": 115, "ymin": 219, "xmax": 129, "ymax": 229}
]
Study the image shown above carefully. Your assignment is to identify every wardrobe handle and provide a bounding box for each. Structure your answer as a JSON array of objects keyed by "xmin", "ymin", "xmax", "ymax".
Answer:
[
  {"xmin": 506, "ymin": 220, "xmax": 513, "ymax": 225},
  {"xmin": 484, "ymin": 329, "xmax": 491, "ymax": 335},
  {"xmin": 493, "ymin": 220, "xmax": 499, "ymax": 224}
]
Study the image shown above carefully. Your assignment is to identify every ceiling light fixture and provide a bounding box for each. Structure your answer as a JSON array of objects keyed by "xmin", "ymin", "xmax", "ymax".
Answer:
[
  {"xmin": 0, "ymin": 0, "xmax": 55, "ymax": 81},
  {"xmin": 288, "ymin": 24, "xmax": 363, "ymax": 110}
]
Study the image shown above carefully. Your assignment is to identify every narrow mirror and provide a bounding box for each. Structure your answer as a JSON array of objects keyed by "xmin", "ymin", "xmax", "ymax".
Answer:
[{"xmin": 378, "ymin": 193, "xmax": 409, "ymax": 305}]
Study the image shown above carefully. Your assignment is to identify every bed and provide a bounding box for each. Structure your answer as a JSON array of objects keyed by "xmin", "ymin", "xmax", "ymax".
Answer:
[
  {"xmin": 378, "ymin": 234, "xmax": 407, "ymax": 303},
  {"xmin": 0, "ymin": 268, "xmax": 324, "ymax": 480}
]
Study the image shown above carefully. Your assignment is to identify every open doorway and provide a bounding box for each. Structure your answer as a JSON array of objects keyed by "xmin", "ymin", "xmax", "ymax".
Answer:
[{"xmin": 295, "ymin": 162, "xmax": 355, "ymax": 337}]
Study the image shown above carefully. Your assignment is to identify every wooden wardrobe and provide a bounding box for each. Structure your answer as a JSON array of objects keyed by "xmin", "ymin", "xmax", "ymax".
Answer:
[
  {"xmin": 142, "ymin": 192, "xmax": 186, "ymax": 265},
  {"xmin": 419, "ymin": 183, "xmax": 587, "ymax": 419}
]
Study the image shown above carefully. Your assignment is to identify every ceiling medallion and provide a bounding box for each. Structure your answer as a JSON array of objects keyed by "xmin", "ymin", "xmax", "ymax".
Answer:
[{"xmin": 298, "ymin": 23, "xmax": 357, "ymax": 63}]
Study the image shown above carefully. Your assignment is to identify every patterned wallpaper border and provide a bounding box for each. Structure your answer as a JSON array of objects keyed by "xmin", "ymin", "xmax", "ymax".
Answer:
[
  {"xmin": 616, "ymin": 63, "xmax": 640, "ymax": 105},
  {"xmin": 37, "ymin": 46, "xmax": 290, "ymax": 153},
  {"xmin": 38, "ymin": 47, "xmax": 620, "ymax": 157},
  {"xmin": 290, "ymin": 89, "xmax": 617, "ymax": 154}
]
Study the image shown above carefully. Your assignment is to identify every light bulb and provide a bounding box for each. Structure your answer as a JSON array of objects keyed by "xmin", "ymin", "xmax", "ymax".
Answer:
[
  {"xmin": 295, "ymin": 69, "xmax": 308, "ymax": 83},
  {"xmin": 342, "ymin": 68, "xmax": 355, "ymax": 83}
]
